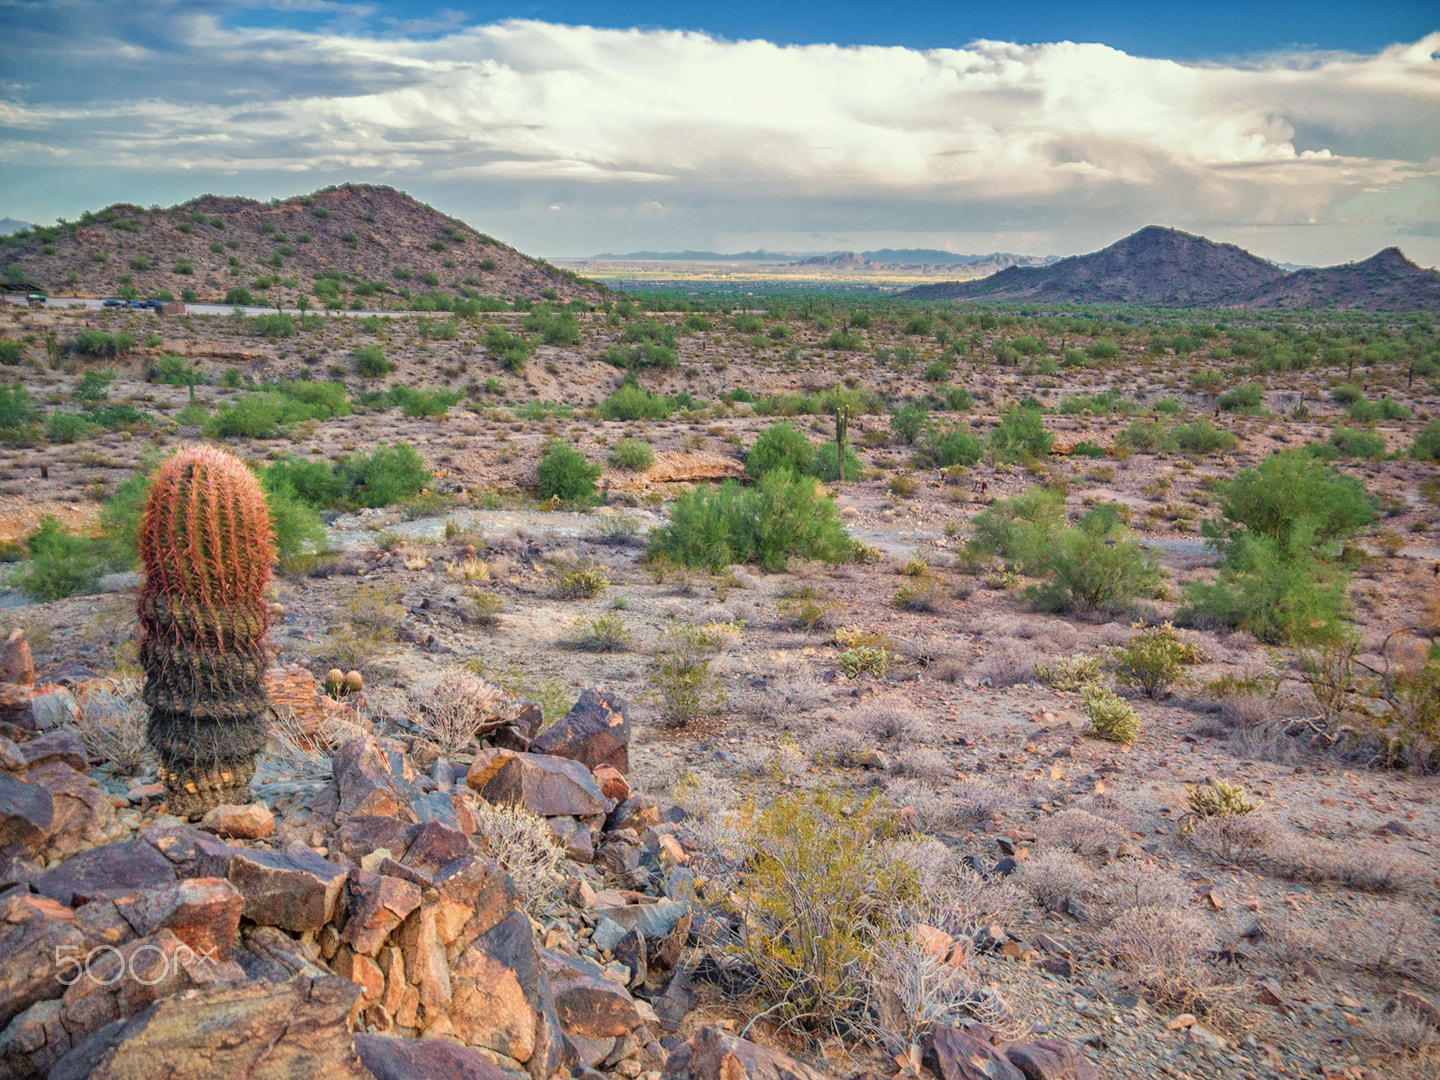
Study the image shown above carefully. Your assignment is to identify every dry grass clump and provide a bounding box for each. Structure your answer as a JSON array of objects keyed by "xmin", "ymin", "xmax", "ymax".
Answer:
[
  {"xmin": 888, "ymin": 748, "xmax": 950, "ymax": 782},
  {"xmin": 404, "ymin": 669, "xmax": 510, "ymax": 756},
  {"xmin": 468, "ymin": 797, "xmax": 563, "ymax": 915},
  {"xmin": 1021, "ymin": 848, "xmax": 1096, "ymax": 911},
  {"xmin": 771, "ymin": 663, "xmax": 826, "ymax": 712},
  {"xmin": 883, "ymin": 777, "xmax": 1001, "ymax": 833},
  {"xmin": 809, "ymin": 724, "xmax": 873, "ymax": 768},
  {"xmin": 851, "ymin": 697, "xmax": 923, "ymax": 743},
  {"xmin": 72, "ymin": 677, "xmax": 149, "ymax": 773},
  {"xmin": 1189, "ymin": 813, "xmax": 1427, "ymax": 894},
  {"xmin": 263, "ymin": 707, "xmax": 372, "ymax": 780},
  {"xmin": 1097, "ymin": 861, "xmax": 1190, "ymax": 914},
  {"xmin": 1099, "ymin": 904, "xmax": 1224, "ymax": 1009},
  {"xmin": 975, "ymin": 641, "xmax": 1037, "ymax": 687},
  {"xmin": 1036, "ymin": 808, "xmax": 1130, "ymax": 856}
]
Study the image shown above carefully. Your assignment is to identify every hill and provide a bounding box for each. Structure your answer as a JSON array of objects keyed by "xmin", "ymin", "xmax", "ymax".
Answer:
[
  {"xmin": 0, "ymin": 218, "xmax": 30, "ymax": 237},
  {"xmin": 899, "ymin": 226, "xmax": 1288, "ymax": 306},
  {"xmin": 1247, "ymin": 247, "xmax": 1440, "ymax": 311},
  {"xmin": 0, "ymin": 184, "xmax": 603, "ymax": 308},
  {"xmin": 898, "ymin": 226, "xmax": 1440, "ymax": 310}
]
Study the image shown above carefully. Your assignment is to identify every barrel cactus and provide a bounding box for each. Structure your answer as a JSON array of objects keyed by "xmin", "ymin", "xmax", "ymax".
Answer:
[{"xmin": 138, "ymin": 446, "xmax": 274, "ymax": 817}]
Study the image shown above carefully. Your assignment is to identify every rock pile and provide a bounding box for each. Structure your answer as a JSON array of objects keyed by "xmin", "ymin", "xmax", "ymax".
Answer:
[{"xmin": 0, "ymin": 637, "xmax": 1097, "ymax": 1080}]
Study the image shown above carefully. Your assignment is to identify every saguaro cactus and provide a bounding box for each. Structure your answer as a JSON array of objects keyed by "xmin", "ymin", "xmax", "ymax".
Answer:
[{"xmin": 138, "ymin": 445, "xmax": 273, "ymax": 817}]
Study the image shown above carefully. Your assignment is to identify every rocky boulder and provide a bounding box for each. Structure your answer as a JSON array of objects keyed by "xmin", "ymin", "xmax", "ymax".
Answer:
[
  {"xmin": 466, "ymin": 749, "xmax": 607, "ymax": 818},
  {"xmin": 662, "ymin": 1026, "xmax": 833, "ymax": 1080},
  {"xmin": 533, "ymin": 689, "xmax": 631, "ymax": 774}
]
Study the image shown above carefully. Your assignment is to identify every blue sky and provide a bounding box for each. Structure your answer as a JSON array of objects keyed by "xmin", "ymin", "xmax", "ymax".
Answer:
[{"xmin": 1, "ymin": 1, "xmax": 1437, "ymax": 265}]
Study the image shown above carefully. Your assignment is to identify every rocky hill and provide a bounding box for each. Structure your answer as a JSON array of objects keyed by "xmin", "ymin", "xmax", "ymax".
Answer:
[
  {"xmin": 0, "ymin": 184, "xmax": 603, "ymax": 307},
  {"xmin": 898, "ymin": 226, "xmax": 1440, "ymax": 310}
]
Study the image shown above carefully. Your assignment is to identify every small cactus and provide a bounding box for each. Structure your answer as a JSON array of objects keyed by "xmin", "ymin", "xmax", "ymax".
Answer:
[
  {"xmin": 325, "ymin": 668, "xmax": 345, "ymax": 697},
  {"xmin": 138, "ymin": 446, "xmax": 273, "ymax": 818}
]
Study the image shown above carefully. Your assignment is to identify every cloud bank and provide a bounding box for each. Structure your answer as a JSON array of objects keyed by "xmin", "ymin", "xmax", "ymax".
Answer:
[{"xmin": 1, "ymin": 3, "xmax": 1437, "ymax": 262}]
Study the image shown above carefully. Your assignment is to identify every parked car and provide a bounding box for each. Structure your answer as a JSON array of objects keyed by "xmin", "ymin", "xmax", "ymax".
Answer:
[{"xmin": 102, "ymin": 299, "xmax": 122, "ymax": 307}]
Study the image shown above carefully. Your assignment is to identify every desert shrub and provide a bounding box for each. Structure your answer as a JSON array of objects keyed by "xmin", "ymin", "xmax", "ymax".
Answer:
[
  {"xmin": 468, "ymin": 800, "xmax": 563, "ymax": 915},
  {"xmin": 1330, "ymin": 383, "xmax": 1365, "ymax": 405},
  {"xmin": 551, "ymin": 558, "xmax": 609, "ymax": 599},
  {"xmin": 607, "ymin": 437, "xmax": 655, "ymax": 471},
  {"xmin": 965, "ymin": 485, "xmax": 1066, "ymax": 573},
  {"xmin": 1218, "ymin": 382, "xmax": 1264, "ymax": 412},
  {"xmin": 0, "ymin": 383, "xmax": 38, "ymax": 434},
  {"xmin": 1410, "ymin": 420, "xmax": 1440, "ymax": 462},
  {"xmin": 1099, "ymin": 905, "xmax": 1218, "ymax": 1007},
  {"xmin": 988, "ymin": 405, "xmax": 1053, "ymax": 462},
  {"xmin": 353, "ymin": 343, "xmax": 394, "ymax": 377},
  {"xmin": 0, "ymin": 340, "xmax": 21, "ymax": 365},
  {"xmin": 405, "ymin": 670, "xmax": 509, "ymax": 756},
  {"xmin": 566, "ymin": 613, "xmax": 635, "ymax": 651},
  {"xmin": 889, "ymin": 403, "xmax": 929, "ymax": 444},
  {"xmin": 14, "ymin": 517, "xmax": 101, "ymax": 600},
  {"xmin": 381, "ymin": 385, "xmax": 460, "ymax": 418},
  {"xmin": 72, "ymin": 678, "xmax": 149, "ymax": 773},
  {"xmin": 485, "ymin": 327, "xmax": 532, "ymax": 372},
  {"xmin": 746, "ymin": 421, "xmax": 814, "ymax": 479},
  {"xmin": 1182, "ymin": 534, "xmax": 1350, "ymax": 645},
  {"xmin": 536, "ymin": 440, "xmax": 601, "ymax": 504},
  {"xmin": 256, "ymin": 473, "xmax": 328, "ymax": 557},
  {"xmin": 46, "ymin": 412, "xmax": 97, "ymax": 443},
  {"xmin": 892, "ymin": 574, "xmax": 946, "ymax": 612},
  {"xmin": 1027, "ymin": 508, "xmax": 1163, "ymax": 615},
  {"xmin": 918, "ymin": 423, "xmax": 982, "ymax": 468},
  {"xmin": 1070, "ymin": 440, "xmax": 1106, "ymax": 458},
  {"xmin": 598, "ymin": 384, "xmax": 672, "ymax": 421},
  {"xmin": 1081, "ymin": 684, "xmax": 1141, "ymax": 743},
  {"xmin": 1165, "ymin": 420, "xmax": 1236, "ymax": 455},
  {"xmin": 1110, "ymin": 622, "xmax": 1206, "ymax": 699},
  {"xmin": 1088, "ymin": 339, "xmax": 1120, "ymax": 360},
  {"xmin": 777, "ymin": 586, "xmax": 840, "ymax": 631},
  {"xmin": 725, "ymin": 787, "xmax": 918, "ymax": 1035},
  {"xmin": 647, "ymin": 469, "xmax": 850, "ymax": 572},
  {"xmin": 72, "ymin": 369, "xmax": 113, "ymax": 403},
  {"xmin": 1022, "ymin": 848, "xmax": 1096, "ymax": 911},
  {"xmin": 466, "ymin": 590, "xmax": 504, "ymax": 625},
  {"xmin": 808, "ymin": 441, "xmax": 864, "ymax": 483},
  {"xmin": 1207, "ymin": 450, "xmax": 1374, "ymax": 552},
  {"xmin": 1033, "ymin": 654, "xmax": 1104, "ymax": 691},
  {"xmin": 339, "ymin": 443, "xmax": 431, "ymax": 508},
  {"xmin": 649, "ymin": 624, "xmax": 724, "ymax": 725},
  {"xmin": 1315, "ymin": 426, "xmax": 1386, "ymax": 460}
]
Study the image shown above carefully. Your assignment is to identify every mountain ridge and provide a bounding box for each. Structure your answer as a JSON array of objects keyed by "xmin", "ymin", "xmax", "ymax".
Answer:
[{"xmin": 898, "ymin": 226, "xmax": 1439, "ymax": 311}]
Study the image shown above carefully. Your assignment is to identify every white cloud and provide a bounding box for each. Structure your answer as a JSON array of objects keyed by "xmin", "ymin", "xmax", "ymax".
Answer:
[{"xmin": 1, "ymin": 9, "xmax": 1437, "ymax": 261}]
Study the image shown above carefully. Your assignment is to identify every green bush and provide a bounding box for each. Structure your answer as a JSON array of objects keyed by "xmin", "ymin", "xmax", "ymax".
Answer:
[
  {"xmin": 888, "ymin": 403, "xmax": 928, "ymax": 444},
  {"xmin": 225, "ymin": 287, "xmax": 253, "ymax": 306},
  {"xmin": 13, "ymin": 517, "xmax": 101, "ymax": 600},
  {"xmin": 746, "ymin": 421, "xmax": 814, "ymax": 479},
  {"xmin": 354, "ymin": 343, "xmax": 395, "ymax": 377},
  {"xmin": 607, "ymin": 438, "xmax": 655, "ymax": 471},
  {"xmin": 0, "ymin": 340, "xmax": 24, "ymax": 366},
  {"xmin": 1315, "ymin": 426, "xmax": 1386, "ymax": 460},
  {"xmin": 965, "ymin": 486, "xmax": 1066, "ymax": 573},
  {"xmin": 599, "ymin": 385, "xmax": 672, "ymax": 421},
  {"xmin": 340, "ymin": 444, "xmax": 431, "ymax": 508},
  {"xmin": 808, "ymin": 441, "xmax": 864, "ymax": 484},
  {"xmin": 1218, "ymin": 382, "xmax": 1264, "ymax": 412},
  {"xmin": 647, "ymin": 469, "xmax": 850, "ymax": 572},
  {"xmin": 383, "ymin": 385, "xmax": 460, "ymax": 418},
  {"xmin": 46, "ymin": 412, "xmax": 96, "ymax": 443},
  {"xmin": 1206, "ymin": 450, "xmax": 1374, "ymax": 552},
  {"xmin": 649, "ymin": 624, "xmax": 724, "ymax": 726},
  {"xmin": 1330, "ymin": 383, "xmax": 1365, "ymax": 405},
  {"xmin": 147, "ymin": 353, "xmax": 205, "ymax": 387},
  {"xmin": 262, "ymin": 455, "xmax": 347, "ymax": 507},
  {"xmin": 1026, "ymin": 509, "xmax": 1164, "ymax": 615},
  {"xmin": 1088, "ymin": 339, "xmax": 1120, "ymax": 360},
  {"xmin": 940, "ymin": 386, "xmax": 974, "ymax": 411},
  {"xmin": 89, "ymin": 405, "xmax": 150, "ymax": 432},
  {"xmin": 1412, "ymin": 420, "xmax": 1440, "ymax": 462},
  {"xmin": 919, "ymin": 422, "xmax": 982, "ymax": 468},
  {"xmin": 988, "ymin": 405, "xmax": 1053, "ymax": 462},
  {"xmin": 0, "ymin": 383, "xmax": 39, "ymax": 434},
  {"xmin": 1165, "ymin": 420, "xmax": 1236, "ymax": 455},
  {"xmin": 602, "ymin": 343, "xmax": 679, "ymax": 370},
  {"xmin": 922, "ymin": 358, "xmax": 953, "ymax": 382},
  {"xmin": 1070, "ymin": 440, "xmax": 1107, "ymax": 458},
  {"xmin": 249, "ymin": 313, "xmax": 295, "ymax": 338},
  {"xmin": 537, "ymin": 440, "xmax": 602, "ymax": 504},
  {"xmin": 1082, "ymin": 684, "xmax": 1141, "ymax": 743}
]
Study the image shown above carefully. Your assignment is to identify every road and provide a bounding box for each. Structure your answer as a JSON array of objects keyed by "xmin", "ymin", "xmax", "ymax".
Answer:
[{"xmin": 34, "ymin": 297, "xmax": 426, "ymax": 319}]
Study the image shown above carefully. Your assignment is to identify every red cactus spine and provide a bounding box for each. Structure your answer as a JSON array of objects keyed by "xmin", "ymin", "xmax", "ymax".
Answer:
[{"xmin": 138, "ymin": 445, "xmax": 274, "ymax": 817}]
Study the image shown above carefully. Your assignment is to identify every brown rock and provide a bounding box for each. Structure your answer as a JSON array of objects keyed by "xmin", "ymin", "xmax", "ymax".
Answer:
[
  {"xmin": 532, "ymin": 689, "xmax": 630, "ymax": 774},
  {"xmin": 551, "ymin": 970, "xmax": 641, "ymax": 1039},
  {"xmin": 214, "ymin": 845, "xmax": 348, "ymax": 932},
  {"xmin": 340, "ymin": 870, "xmax": 422, "ymax": 956},
  {"xmin": 26, "ymin": 761, "xmax": 116, "ymax": 858},
  {"xmin": 265, "ymin": 663, "xmax": 369, "ymax": 742},
  {"xmin": 0, "ymin": 998, "xmax": 69, "ymax": 1078},
  {"xmin": 661, "ymin": 1026, "xmax": 832, "ymax": 1080},
  {"xmin": 1004, "ymin": 1039, "xmax": 1099, "ymax": 1080},
  {"xmin": 49, "ymin": 974, "xmax": 370, "ymax": 1080},
  {"xmin": 199, "ymin": 802, "xmax": 275, "ymax": 840},
  {"xmin": 15, "ymin": 730, "xmax": 87, "ymax": 773},
  {"xmin": 0, "ymin": 734, "xmax": 25, "ymax": 771},
  {"xmin": 137, "ymin": 821, "xmax": 236, "ymax": 877},
  {"xmin": 930, "ymin": 1025, "xmax": 1025, "ymax": 1080},
  {"xmin": 401, "ymin": 820, "xmax": 474, "ymax": 874},
  {"xmin": 336, "ymin": 814, "xmax": 414, "ymax": 864},
  {"xmin": 593, "ymin": 764, "xmax": 631, "ymax": 803},
  {"xmin": 114, "ymin": 877, "xmax": 243, "ymax": 961},
  {"xmin": 449, "ymin": 909, "xmax": 541, "ymax": 1060},
  {"xmin": 1385, "ymin": 990, "xmax": 1440, "ymax": 1028},
  {"xmin": 432, "ymin": 856, "xmax": 519, "ymax": 942},
  {"xmin": 1, "ymin": 629, "xmax": 34, "ymax": 686},
  {"xmin": 333, "ymin": 737, "xmax": 407, "ymax": 819},
  {"xmin": 32, "ymin": 838, "xmax": 177, "ymax": 906},
  {"xmin": 0, "ymin": 771, "xmax": 53, "ymax": 850},
  {"xmin": 356, "ymin": 1032, "xmax": 514, "ymax": 1080},
  {"xmin": 0, "ymin": 891, "xmax": 86, "ymax": 1028},
  {"xmin": 334, "ymin": 948, "xmax": 386, "ymax": 1002},
  {"xmin": 607, "ymin": 796, "xmax": 659, "ymax": 833},
  {"xmin": 0, "ymin": 685, "xmax": 80, "ymax": 733},
  {"xmin": 466, "ymin": 748, "xmax": 606, "ymax": 817},
  {"xmin": 396, "ymin": 904, "xmax": 452, "ymax": 1020}
]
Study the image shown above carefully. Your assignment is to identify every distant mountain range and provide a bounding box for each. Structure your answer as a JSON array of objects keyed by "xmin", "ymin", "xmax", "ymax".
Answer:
[
  {"xmin": 898, "ymin": 226, "xmax": 1440, "ymax": 311},
  {"xmin": 0, "ymin": 218, "xmax": 31, "ymax": 236},
  {"xmin": 587, "ymin": 247, "xmax": 1058, "ymax": 270}
]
